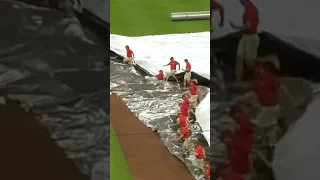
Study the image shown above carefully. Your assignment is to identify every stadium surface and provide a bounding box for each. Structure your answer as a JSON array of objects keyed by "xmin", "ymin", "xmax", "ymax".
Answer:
[{"xmin": 0, "ymin": 99, "xmax": 87, "ymax": 180}]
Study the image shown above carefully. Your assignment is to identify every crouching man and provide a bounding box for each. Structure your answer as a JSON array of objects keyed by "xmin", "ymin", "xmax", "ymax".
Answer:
[
  {"xmin": 123, "ymin": 45, "xmax": 135, "ymax": 64},
  {"xmin": 145, "ymin": 70, "xmax": 164, "ymax": 81}
]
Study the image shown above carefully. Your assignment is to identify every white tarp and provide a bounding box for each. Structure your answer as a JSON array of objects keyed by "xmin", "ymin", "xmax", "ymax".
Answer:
[
  {"xmin": 110, "ymin": 32, "xmax": 210, "ymax": 79},
  {"xmin": 110, "ymin": 32, "xmax": 210, "ymax": 145},
  {"xmin": 273, "ymin": 95, "xmax": 320, "ymax": 180},
  {"xmin": 195, "ymin": 92, "xmax": 210, "ymax": 146},
  {"xmin": 212, "ymin": 0, "xmax": 320, "ymax": 58}
]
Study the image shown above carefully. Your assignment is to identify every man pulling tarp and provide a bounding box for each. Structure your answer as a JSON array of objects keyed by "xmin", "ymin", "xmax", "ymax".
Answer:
[
  {"xmin": 164, "ymin": 57, "xmax": 180, "ymax": 82},
  {"xmin": 123, "ymin": 45, "xmax": 135, "ymax": 64}
]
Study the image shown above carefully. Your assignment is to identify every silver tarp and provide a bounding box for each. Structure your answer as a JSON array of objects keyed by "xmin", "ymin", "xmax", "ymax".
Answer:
[
  {"xmin": 110, "ymin": 60, "xmax": 209, "ymax": 180},
  {"xmin": 0, "ymin": 1, "xmax": 109, "ymax": 180}
]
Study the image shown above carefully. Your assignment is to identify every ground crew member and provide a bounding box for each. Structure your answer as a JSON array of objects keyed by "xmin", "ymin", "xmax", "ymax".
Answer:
[
  {"xmin": 230, "ymin": 0, "xmax": 259, "ymax": 81},
  {"xmin": 183, "ymin": 59, "xmax": 192, "ymax": 87},
  {"xmin": 179, "ymin": 102, "xmax": 189, "ymax": 118},
  {"xmin": 145, "ymin": 70, "xmax": 164, "ymax": 81},
  {"xmin": 231, "ymin": 62, "xmax": 297, "ymax": 147},
  {"xmin": 205, "ymin": 161, "xmax": 210, "ymax": 179},
  {"xmin": 173, "ymin": 126, "xmax": 192, "ymax": 157},
  {"xmin": 171, "ymin": 113, "xmax": 189, "ymax": 128},
  {"xmin": 194, "ymin": 140, "xmax": 206, "ymax": 173},
  {"xmin": 164, "ymin": 57, "xmax": 180, "ymax": 82},
  {"xmin": 179, "ymin": 102, "xmax": 196, "ymax": 122},
  {"xmin": 186, "ymin": 80, "xmax": 199, "ymax": 108},
  {"xmin": 182, "ymin": 95, "xmax": 190, "ymax": 107},
  {"xmin": 123, "ymin": 45, "xmax": 135, "ymax": 64}
]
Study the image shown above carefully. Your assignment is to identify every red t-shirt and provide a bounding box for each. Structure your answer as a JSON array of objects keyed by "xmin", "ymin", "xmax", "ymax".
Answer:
[
  {"xmin": 255, "ymin": 71, "xmax": 280, "ymax": 106},
  {"xmin": 181, "ymin": 126, "xmax": 190, "ymax": 139},
  {"xmin": 127, "ymin": 49, "xmax": 134, "ymax": 57},
  {"xmin": 183, "ymin": 97, "xmax": 190, "ymax": 107},
  {"xmin": 205, "ymin": 164, "xmax": 210, "ymax": 179},
  {"xmin": 170, "ymin": 61, "xmax": 179, "ymax": 70},
  {"xmin": 230, "ymin": 150, "xmax": 250, "ymax": 174},
  {"xmin": 189, "ymin": 84, "xmax": 198, "ymax": 95},
  {"xmin": 234, "ymin": 114, "xmax": 254, "ymax": 141},
  {"xmin": 155, "ymin": 72, "xmax": 164, "ymax": 80},
  {"xmin": 243, "ymin": 2, "xmax": 259, "ymax": 34},
  {"xmin": 195, "ymin": 144, "xmax": 205, "ymax": 159},
  {"xmin": 180, "ymin": 104, "xmax": 189, "ymax": 117},
  {"xmin": 179, "ymin": 115, "xmax": 187, "ymax": 127},
  {"xmin": 186, "ymin": 62, "xmax": 191, "ymax": 72}
]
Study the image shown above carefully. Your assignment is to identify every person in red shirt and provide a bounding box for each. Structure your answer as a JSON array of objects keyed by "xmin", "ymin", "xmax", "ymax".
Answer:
[
  {"xmin": 182, "ymin": 95, "xmax": 190, "ymax": 107},
  {"xmin": 123, "ymin": 45, "xmax": 135, "ymax": 64},
  {"xmin": 145, "ymin": 70, "xmax": 164, "ymax": 81},
  {"xmin": 204, "ymin": 161, "xmax": 210, "ymax": 179},
  {"xmin": 171, "ymin": 113, "xmax": 189, "ymax": 128},
  {"xmin": 231, "ymin": 62, "xmax": 297, "ymax": 147},
  {"xmin": 230, "ymin": 0, "xmax": 259, "ymax": 81},
  {"xmin": 183, "ymin": 80, "xmax": 199, "ymax": 109},
  {"xmin": 183, "ymin": 59, "xmax": 192, "ymax": 87},
  {"xmin": 179, "ymin": 102, "xmax": 189, "ymax": 117},
  {"xmin": 211, "ymin": 0, "xmax": 224, "ymax": 28},
  {"xmin": 194, "ymin": 140, "xmax": 206, "ymax": 173},
  {"xmin": 173, "ymin": 126, "xmax": 192, "ymax": 157},
  {"xmin": 164, "ymin": 57, "xmax": 180, "ymax": 82}
]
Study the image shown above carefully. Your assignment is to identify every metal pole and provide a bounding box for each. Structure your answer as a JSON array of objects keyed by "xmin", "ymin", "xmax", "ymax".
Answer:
[{"xmin": 170, "ymin": 11, "xmax": 210, "ymax": 21}]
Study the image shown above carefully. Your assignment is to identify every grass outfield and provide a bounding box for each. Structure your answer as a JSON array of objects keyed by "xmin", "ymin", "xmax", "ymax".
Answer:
[
  {"xmin": 110, "ymin": 0, "xmax": 209, "ymax": 36},
  {"xmin": 110, "ymin": 124, "xmax": 132, "ymax": 180}
]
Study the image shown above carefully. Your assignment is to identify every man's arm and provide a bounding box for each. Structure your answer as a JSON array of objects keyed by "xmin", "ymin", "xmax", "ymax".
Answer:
[
  {"xmin": 177, "ymin": 62, "xmax": 180, "ymax": 70},
  {"xmin": 164, "ymin": 62, "xmax": 170, "ymax": 66}
]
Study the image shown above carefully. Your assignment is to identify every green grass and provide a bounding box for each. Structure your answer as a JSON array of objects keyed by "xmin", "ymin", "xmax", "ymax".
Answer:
[
  {"xmin": 110, "ymin": 0, "xmax": 209, "ymax": 36},
  {"xmin": 110, "ymin": 124, "xmax": 132, "ymax": 180}
]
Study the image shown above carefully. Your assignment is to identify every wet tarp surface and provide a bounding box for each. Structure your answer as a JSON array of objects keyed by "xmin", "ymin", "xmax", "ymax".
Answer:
[
  {"xmin": 0, "ymin": 1, "xmax": 109, "ymax": 180},
  {"xmin": 110, "ymin": 56, "xmax": 209, "ymax": 179}
]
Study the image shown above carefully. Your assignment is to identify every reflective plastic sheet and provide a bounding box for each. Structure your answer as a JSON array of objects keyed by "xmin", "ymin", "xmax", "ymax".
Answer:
[
  {"xmin": 0, "ymin": 1, "xmax": 109, "ymax": 179},
  {"xmin": 110, "ymin": 60, "xmax": 209, "ymax": 179}
]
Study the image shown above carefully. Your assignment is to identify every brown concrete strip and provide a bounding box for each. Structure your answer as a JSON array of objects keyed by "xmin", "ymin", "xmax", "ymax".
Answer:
[
  {"xmin": 0, "ymin": 101, "xmax": 88, "ymax": 180},
  {"xmin": 110, "ymin": 94, "xmax": 194, "ymax": 180}
]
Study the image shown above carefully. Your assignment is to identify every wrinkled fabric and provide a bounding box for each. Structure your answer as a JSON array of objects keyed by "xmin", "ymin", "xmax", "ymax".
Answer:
[
  {"xmin": 0, "ymin": 1, "xmax": 109, "ymax": 179},
  {"xmin": 110, "ymin": 59, "xmax": 209, "ymax": 180}
]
